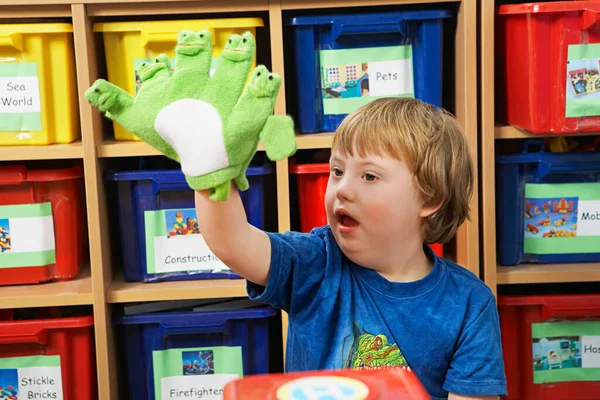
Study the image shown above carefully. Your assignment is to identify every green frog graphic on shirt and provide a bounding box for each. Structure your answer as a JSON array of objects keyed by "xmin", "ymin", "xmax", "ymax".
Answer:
[{"xmin": 346, "ymin": 326, "xmax": 409, "ymax": 369}]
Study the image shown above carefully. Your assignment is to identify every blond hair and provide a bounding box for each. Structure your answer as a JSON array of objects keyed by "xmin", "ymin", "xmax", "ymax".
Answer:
[{"xmin": 331, "ymin": 97, "xmax": 473, "ymax": 244}]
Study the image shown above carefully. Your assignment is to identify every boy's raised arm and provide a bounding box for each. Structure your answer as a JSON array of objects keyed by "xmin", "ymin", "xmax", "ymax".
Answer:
[{"xmin": 194, "ymin": 183, "xmax": 272, "ymax": 286}]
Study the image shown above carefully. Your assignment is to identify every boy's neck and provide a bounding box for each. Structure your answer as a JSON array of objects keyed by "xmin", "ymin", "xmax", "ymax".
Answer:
[{"xmin": 371, "ymin": 241, "xmax": 434, "ymax": 283}]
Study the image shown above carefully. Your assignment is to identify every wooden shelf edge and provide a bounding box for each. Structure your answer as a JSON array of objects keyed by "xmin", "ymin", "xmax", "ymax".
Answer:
[
  {"xmin": 0, "ymin": 140, "xmax": 83, "ymax": 161},
  {"xmin": 282, "ymin": 0, "xmax": 456, "ymax": 9},
  {"xmin": 497, "ymin": 263, "xmax": 600, "ymax": 285},
  {"xmin": 495, "ymin": 124, "xmax": 600, "ymax": 139},
  {"xmin": 98, "ymin": 133, "xmax": 334, "ymax": 157},
  {"xmin": 107, "ymin": 273, "xmax": 248, "ymax": 303},
  {"xmin": 0, "ymin": 265, "xmax": 92, "ymax": 309}
]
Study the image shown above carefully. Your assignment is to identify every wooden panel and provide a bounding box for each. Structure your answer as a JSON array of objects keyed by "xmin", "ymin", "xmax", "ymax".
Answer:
[
  {"xmin": 71, "ymin": 4, "xmax": 119, "ymax": 400},
  {"xmin": 0, "ymin": 141, "xmax": 83, "ymax": 161},
  {"xmin": 481, "ymin": 0, "xmax": 497, "ymax": 295},
  {"xmin": 108, "ymin": 274, "xmax": 248, "ymax": 303},
  {"xmin": 282, "ymin": 0, "xmax": 454, "ymax": 9},
  {"xmin": 87, "ymin": 0, "xmax": 268, "ymax": 16},
  {"xmin": 453, "ymin": 0, "xmax": 479, "ymax": 276},
  {"xmin": 0, "ymin": 4, "xmax": 71, "ymax": 17},
  {"xmin": 0, "ymin": 266, "xmax": 92, "ymax": 309},
  {"xmin": 498, "ymin": 263, "xmax": 600, "ymax": 285}
]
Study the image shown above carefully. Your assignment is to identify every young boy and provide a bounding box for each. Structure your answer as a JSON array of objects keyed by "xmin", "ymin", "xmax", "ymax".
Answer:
[{"xmin": 195, "ymin": 98, "xmax": 507, "ymax": 399}]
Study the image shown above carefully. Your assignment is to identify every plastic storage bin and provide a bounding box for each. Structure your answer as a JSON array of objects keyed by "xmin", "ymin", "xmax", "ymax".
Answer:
[
  {"xmin": 497, "ymin": 2, "xmax": 600, "ymax": 134},
  {"xmin": 285, "ymin": 9, "xmax": 451, "ymax": 133},
  {"xmin": 0, "ymin": 23, "xmax": 80, "ymax": 145},
  {"xmin": 498, "ymin": 294, "xmax": 600, "ymax": 399},
  {"xmin": 0, "ymin": 164, "xmax": 87, "ymax": 285},
  {"xmin": 107, "ymin": 165, "xmax": 272, "ymax": 282},
  {"xmin": 496, "ymin": 140, "xmax": 600, "ymax": 266},
  {"xmin": 94, "ymin": 18, "xmax": 264, "ymax": 141},
  {"xmin": 116, "ymin": 305, "xmax": 281, "ymax": 400},
  {"xmin": 290, "ymin": 162, "xmax": 444, "ymax": 257},
  {"xmin": 0, "ymin": 309, "xmax": 96, "ymax": 400}
]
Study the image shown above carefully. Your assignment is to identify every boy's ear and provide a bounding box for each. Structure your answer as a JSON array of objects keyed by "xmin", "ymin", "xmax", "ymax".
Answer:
[{"xmin": 419, "ymin": 201, "xmax": 443, "ymax": 218}]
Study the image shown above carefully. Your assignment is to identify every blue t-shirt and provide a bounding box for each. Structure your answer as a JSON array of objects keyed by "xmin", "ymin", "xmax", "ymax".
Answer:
[{"xmin": 247, "ymin": 226, "xmax": 507, "ymax": 399}]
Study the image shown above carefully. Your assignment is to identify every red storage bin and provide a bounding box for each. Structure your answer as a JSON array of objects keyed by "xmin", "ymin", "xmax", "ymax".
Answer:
[
  {"xmin": 0, "ymin": 164, "xmax": 87, "ymax": 285},
  {"xmin": 497, "ymin": 2, "xmax": 600, "ymax": 134},
  {"xmin": 498, "ymin": 294, "xmax": 600, "ymax": 399},
  {"xmin": 0, "ymin": 311, "xmax": 96, "ymax": 400},
  {"xmin": 290, "ymin": 163, "xmax": 444, "ymax": 257}
]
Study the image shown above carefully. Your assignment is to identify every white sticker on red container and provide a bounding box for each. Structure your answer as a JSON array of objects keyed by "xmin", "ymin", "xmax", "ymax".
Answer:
[
  {"xmin": 152, "ymin": 347, "xmax": 242, "ymax": 400},
  {"xmin": 144, "ymin": 208, "xmax": 230, "ymax": 275},
  {"xmin": 0, "ymin": 355, "xmax": 63, "ymax": 399},
  {"xmin": 566, "ymin": 43, "xmax": 600, "ymax": 118},
  {"xmin": 0, "ymin": 203, "xmax": 56, "ymax": 269},
  {"xmin": 0, "ymin": 62, "xmax": 42, "ymax": 132}
]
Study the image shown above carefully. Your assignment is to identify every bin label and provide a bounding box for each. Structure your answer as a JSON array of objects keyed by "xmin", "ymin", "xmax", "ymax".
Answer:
[
  {"xmin": 566, "ymin": 43, "xmax": 600, "ymax": 118},
  {"xmin": 0, "ymin": 203, "xmax": 56, "ymax": 268},
  {"xmin": 319, "ymin": 45, "xmax": 414, "ymax": 115},
  {"xmin": 134, "ymin": 57, "xmax": 222, "ymax": 94},
  {"xmin": 0, "ymin": 355, "xmax": 63, "ymax": 399},
  {"xmin": 144, "ymin": 208, "xmax": 230, "ymax": 274},
  {"xmin": 523, "ymin": 183, "xmax": 600, "ymax": 254},
  {"xmin": 0, "ymin": 62, "xmax": 42, "ymax": 132},
  {"xmin": 532, "ymin": 321, "xmax": 600, "ymax": 384},
  {"xmin": 152, "ymin": 347, "xmax": 242, "ymax": 400}
]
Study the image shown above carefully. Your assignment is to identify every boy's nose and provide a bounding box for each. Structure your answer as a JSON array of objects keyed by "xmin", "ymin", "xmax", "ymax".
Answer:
[{"xmin": 335, "ymin": 178, "xmax": 356, "ymax": 202}]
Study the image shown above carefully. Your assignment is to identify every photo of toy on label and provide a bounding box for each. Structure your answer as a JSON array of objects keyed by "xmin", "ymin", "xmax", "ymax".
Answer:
[{"xmin": 144, "ymin": 208, "xmax": 230, "ymax": 274}]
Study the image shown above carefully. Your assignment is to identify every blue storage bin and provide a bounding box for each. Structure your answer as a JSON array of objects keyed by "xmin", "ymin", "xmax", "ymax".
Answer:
[
  {"xmin": 286, "ymin": 9, "xmax": 452, "ymax": 133},
  {"xmin": 496, "ymin": 140, "xmax": 600, "ymax": 266},
  {"xmin": 116, "ymin": 306, "xmax": 281, "ymax": 400},
  {"xmin": 106, "ymin": 165, "xmax": 272, "ymax": 282}
]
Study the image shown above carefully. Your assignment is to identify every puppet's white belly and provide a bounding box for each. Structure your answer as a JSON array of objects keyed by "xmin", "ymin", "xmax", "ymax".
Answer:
[{"xmin": 155, "ymin": 99, "xmax": 230, "ymax": 177}]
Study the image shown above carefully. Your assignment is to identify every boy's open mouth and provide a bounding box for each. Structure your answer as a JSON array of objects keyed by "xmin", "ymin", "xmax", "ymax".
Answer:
[{"xmin": 336, "ymin": 209, "xmax": 359, "ymax": 233}]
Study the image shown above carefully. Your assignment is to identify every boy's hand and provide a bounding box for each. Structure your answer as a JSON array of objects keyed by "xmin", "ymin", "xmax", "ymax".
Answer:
[{"xmin": 85, "ymin": 30, "xmax": 296, "ymax": 202}]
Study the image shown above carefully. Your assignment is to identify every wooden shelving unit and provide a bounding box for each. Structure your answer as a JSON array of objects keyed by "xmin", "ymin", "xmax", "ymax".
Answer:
[
  {"xmin": 480, "ymin": 2, "xmax": 600, "ymax": 295},
  {"xmin": 2, "ymin": 0, "xmax": 477, "ymax": 398}
]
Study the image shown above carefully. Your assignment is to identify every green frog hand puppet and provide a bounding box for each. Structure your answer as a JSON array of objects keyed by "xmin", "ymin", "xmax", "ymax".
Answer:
[{"xmin": 84, "ymin": 30, "xmax": 297, "ymax": 201}]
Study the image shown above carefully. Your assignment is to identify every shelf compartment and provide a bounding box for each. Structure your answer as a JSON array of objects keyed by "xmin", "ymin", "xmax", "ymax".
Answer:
[
  {"xmin": 107, "ymin": 273, "xmax": 248, "ymax": 303},
  {"xmin": 0, "ymin": 265, "xmax": 92, "ymax": 309},
  {"xmin": 497, "ymin": 263, "xmax": 600, "ymax": 285}
]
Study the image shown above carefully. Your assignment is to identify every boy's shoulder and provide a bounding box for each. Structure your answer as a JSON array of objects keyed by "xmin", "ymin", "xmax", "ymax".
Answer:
[{"xmin": 435, "ymin": 256, "xmax": 496, "ymax": 314}]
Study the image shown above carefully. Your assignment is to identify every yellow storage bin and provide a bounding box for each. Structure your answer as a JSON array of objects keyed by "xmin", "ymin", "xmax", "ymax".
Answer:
[
  {"xmin": 94, "ymin": 17, "xmax": 264, "ymax": 141},
  {"xmin": 0, "ymin": 23, "xmax": 80, "ymax": 145}
]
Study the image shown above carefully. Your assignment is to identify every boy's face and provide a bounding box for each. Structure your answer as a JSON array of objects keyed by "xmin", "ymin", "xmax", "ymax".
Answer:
[{"xmin": 325, "ymin": 148, "xmax": 429, "ymax": 269}]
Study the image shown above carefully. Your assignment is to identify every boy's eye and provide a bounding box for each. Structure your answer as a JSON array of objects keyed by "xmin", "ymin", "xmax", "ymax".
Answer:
[
  {"xmin": 332, "ymin": 168, "xmax": 343, "ymax": 177},
  {"xmin": 364, "ymin": 173, "xmax": 377, "ymax": 182}
]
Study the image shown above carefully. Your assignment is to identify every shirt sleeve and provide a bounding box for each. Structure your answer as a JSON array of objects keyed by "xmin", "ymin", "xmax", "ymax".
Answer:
[
  {"xmin": 443, "ymin": 296, "xmax": 508, "ymax": 397},
  {"xmin": 246, "ymin": 228, "xmax": 329, "ymax": 314}
]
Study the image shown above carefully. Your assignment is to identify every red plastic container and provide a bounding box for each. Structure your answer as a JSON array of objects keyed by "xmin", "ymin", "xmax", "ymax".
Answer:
[
  {"xmin": 497, "ymin": 2, "xmax": 600, "ymax": 134},
  {"xmin": 498, "ymin": 294, "xmax": 600, "ymax": 399},
  {"xmin": 0, "ymin": 165, "xmax": 87, "ymax": 285},
  {"xmin": 223, "ymin": 367, "xmax": 430, "ymax": 399},
  {"xmin": 0, "ymin": 311, "xmax": 96, "ymax": 400},
  {"xmin": 290, "ymin": 163, "xmax": 444, "ymax": 257}
]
